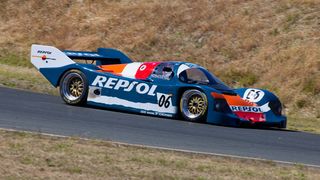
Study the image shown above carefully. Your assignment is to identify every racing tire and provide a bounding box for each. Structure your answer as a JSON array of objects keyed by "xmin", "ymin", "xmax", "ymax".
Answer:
[
  {"xmin": 59, "ymin": 69, "xmax": 88, "ymax": 105},
  {"xmin": 180, "ymin": 89, "xmax": 208, "ymax": 122}
]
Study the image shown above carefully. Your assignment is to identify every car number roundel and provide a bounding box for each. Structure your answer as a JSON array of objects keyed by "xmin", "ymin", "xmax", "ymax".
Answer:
[{"xmin": 243, "ymin": 88, "xmax": 265, "ymax": 103}]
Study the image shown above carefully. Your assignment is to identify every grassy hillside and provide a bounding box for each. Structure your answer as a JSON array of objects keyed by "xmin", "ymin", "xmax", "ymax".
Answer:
[{"xmin": 0, "ymin": 0, "xmax": 319, "ymax": 118}]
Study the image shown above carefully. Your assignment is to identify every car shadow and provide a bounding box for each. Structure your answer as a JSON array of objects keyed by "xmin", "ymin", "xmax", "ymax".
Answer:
[
  {"xmin": 201, "ymin": 120, "xmax": 298, "ymax": 132},
  {"xmin": 79, "ymin": 103, "xmax": 297, "ymax": 133}
]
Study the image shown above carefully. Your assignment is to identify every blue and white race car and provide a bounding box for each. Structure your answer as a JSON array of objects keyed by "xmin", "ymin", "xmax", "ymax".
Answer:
[{"xmin": 31, "ymin": 44, "xmax": 287, "ymax": 128}]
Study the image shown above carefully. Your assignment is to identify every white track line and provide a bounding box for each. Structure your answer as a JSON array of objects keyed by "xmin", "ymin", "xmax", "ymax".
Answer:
[{"xmin": 1, "ymin": 127, "xmax": 319, "ymax": 169}]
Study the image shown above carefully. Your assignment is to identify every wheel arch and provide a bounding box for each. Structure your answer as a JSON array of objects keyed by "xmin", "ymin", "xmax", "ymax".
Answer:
[
  {"xmin": 177, "ymin": 86, "xmax": 205, "ymax": 102},
  {"xmin": 56, "ymin": 67, "xmax": 83, "ymax": 87}
]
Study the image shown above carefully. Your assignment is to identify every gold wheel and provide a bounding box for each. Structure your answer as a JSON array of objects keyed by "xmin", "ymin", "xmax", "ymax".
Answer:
[
  {"xmin": 69, "ymin": 78, "xmax": 84, "ymax": 97},
  {"xmin": 180, "ymin": 89, "xmax": 208, "ymax": 122},
  {"xmin": 187, "ymin": 95, "xmax": 206, "ymax": 115}
]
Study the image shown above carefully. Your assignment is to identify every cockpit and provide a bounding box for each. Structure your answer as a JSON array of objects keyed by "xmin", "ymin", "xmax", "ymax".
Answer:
[{"xmin": 150, "ymin": 62, "xmax": 175, "ymax": 80}]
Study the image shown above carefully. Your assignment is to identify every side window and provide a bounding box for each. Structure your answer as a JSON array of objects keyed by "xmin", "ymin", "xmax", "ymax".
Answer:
[
  {"xmin": 150, "ymin": 63, "xmax": 174, "ymax": 80},
  {"xmin": 179, "ymin": 68, "xmax": 209, "ymax": 84}
]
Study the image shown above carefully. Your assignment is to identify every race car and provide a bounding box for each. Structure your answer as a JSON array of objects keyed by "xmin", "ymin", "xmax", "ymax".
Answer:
[{"xmin": 30, "ymin": 44, "xmax": 287, "ymax": 128}]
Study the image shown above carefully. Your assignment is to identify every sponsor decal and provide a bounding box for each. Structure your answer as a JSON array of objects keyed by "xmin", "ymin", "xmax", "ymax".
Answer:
[
  {"xmin": 64, "ymin": 52, "xmax": 101, "ymax": 57},
  {"xmin": 243, "ymin": 88, "xmax": 265, "ymax": 103},
  {"xmin": 37, "ymin": 50, "xmax": 52, "ymax": 55},
  {"xmin": 40, "ymin": 55, "xmax": 56, "ymax": 61},
  {"xmin": 230, "ymin": 106, "xmax": 263, "ymax": 113},
  {"xmin": 32, "ymin": 54, "xmax": 56, "ymax": 63},
  {"xmin": 230, "ymin": 102, "xmax": 270, "ymax": 113},
  {"xmin": 91, "ymin": 75, "xmax": 157, "ymax": 96},
  {"xmin": 140, "ymin": 110, "xmax": 173, "ymax": 117}
]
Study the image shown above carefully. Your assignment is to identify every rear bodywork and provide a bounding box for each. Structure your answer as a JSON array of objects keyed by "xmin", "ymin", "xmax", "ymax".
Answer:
[{"xmin": 31, "ymin": 44, "xmax": 287, "ymax": 128}]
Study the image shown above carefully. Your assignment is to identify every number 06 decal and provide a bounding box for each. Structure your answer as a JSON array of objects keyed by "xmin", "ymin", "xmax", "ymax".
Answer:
[{"xmin": 157, "ymin": 93, "xmax": 172, "ymax": 109}]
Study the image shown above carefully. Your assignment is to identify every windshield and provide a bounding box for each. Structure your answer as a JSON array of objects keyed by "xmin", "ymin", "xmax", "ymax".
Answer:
[{"xmin": 178, "ymin": 67, "xmax": 234, "ymax": 92}]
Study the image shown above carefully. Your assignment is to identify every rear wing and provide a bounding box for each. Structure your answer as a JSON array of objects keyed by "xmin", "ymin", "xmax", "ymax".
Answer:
[
  {"xmin": 31, "ymin": 44, "xmax": 132, "ymax": 70},
  {"xmin": 31, "ymin": 44, "xmax": 133, "ymax": 87},
  {"xmin": 64, "ymin": 48, "xmax": 132, "ymax": 65}
]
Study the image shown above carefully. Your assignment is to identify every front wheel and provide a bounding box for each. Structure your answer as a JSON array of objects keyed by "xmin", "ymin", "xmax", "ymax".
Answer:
[
  {"xmin": 180, "ymin": 89, "xmax": 208, "ymax": 122},
  {"xmin": 59, "ymin": 69, "xmax": 88, "ymax": 105}
]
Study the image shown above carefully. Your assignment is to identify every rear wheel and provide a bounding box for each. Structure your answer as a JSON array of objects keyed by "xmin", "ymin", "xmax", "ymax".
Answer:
[
  {"xmin": 59, "ymin": 69, "xmax": 88, "ymax": 105},
  {"xmin": 180, "ymin": 89, "xmax": 208, "ymax": 122}
]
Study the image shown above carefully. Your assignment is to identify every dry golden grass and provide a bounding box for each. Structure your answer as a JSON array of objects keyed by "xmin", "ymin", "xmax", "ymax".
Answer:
[
  {"xmin": 0, "ymin": 64, "xmax": 57, "ymax": 95},
  {"xmin": 288, "ymin": 116, "xmax": 320, "ymax": 133},
  {"xmin": 0, "ymin": 129, "xmax": 319, "ymax": 179}
]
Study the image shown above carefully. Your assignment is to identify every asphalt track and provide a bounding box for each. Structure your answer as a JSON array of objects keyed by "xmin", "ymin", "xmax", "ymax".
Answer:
[{"xmin": 0, "ymin": 87, "xmax": 320, "ymax": 167}]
